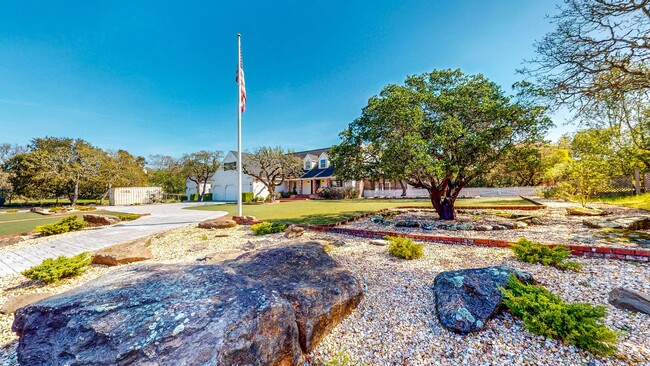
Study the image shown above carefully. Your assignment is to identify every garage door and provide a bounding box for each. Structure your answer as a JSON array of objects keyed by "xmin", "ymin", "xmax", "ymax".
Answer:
[{"xmin": 224, "ymin": 185, "xmax": 237, "ymax": 201}]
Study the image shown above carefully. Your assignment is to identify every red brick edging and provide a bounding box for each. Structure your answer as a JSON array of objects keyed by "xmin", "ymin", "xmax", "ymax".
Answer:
[{"xmin": 298, "ymin": 204, "xmax": 650, "ymax": 263}]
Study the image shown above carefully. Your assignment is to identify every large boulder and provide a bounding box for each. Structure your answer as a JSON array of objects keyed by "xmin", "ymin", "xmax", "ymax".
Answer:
[
  {"xmin": 92, "ymin": 239, "xmax": 153, "ymax": 266},
  {"xmin": 608, "ymin": 287, "xmax": 650, "ymax": 315},
  {"xmin": 225, "ymin": 242, "xmax": 364, "ymax": 352},
  {"xmin": 83, "ymin": 214, "xmax": 121, "ymax": 227},
  {"xmin": 198, "ymin": 218, "xmax": 237, "ymax": 229},
  {"xmin": 583, "ymin": 216, "xmax": 650, "ymax": 230},
  {"xmin": 433, "ymin": 266, "xmax": 534, "ymax": 333},
  {"xmin": 12, "ymin": 263, "xmax": 304, "ymax": 366}
]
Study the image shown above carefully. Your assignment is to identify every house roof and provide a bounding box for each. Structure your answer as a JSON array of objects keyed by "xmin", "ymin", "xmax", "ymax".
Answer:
[{"xmin": 290, "ymin": 147, "xmax": 330, "ymax": 159}]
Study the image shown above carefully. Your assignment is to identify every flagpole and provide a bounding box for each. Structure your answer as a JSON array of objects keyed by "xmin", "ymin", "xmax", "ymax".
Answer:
[{"xmin": 237, "ymin": 33, "xmax": 243, "ymax": 217}]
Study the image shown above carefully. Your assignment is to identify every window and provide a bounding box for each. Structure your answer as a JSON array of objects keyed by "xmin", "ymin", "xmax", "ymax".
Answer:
[
  {"xmin": 224, "ymin": 162, "xmax": 237, "ymax": 171},
  {"xmin": 304, "ymin": 162, "xmax": 312, "ymax": 170},
  {"xmin": 319, "ymin": 159, "xmax": 327, "ymax": 169}
]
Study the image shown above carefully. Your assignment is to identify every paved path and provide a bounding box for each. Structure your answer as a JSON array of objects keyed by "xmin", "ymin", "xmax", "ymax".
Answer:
[{"xmin": 0, "ymin": 203, "xmax": 226, "ymax": 277}]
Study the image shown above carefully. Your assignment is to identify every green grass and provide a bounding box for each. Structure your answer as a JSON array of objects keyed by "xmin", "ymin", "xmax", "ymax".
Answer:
[
  {"xmin": 186, "ymin": 197, "xmax": 533, "ymax": 225},
  {"xmin": 596, "ymin": 193, "xmax": 650, "ymax": 211},
  {"xmin": 0, "ymin": 211, "xmax": 130, "ymax": 237},
  {"xmin": 1, "ymin": 198, "xmax": 106, "ymax": 208}
]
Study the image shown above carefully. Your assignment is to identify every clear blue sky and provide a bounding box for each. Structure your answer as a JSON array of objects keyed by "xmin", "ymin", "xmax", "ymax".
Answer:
[{"xmin": 0, "ymin": 1, "xmax": 571, "ymax": 158}]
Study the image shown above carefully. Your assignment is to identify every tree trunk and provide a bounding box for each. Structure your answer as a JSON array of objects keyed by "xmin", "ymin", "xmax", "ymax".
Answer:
[
  {"xmin": 356, "ymin": 180, "xmax": 364, "ymax": 198},
  {"xmin": 428, "ymin": 185, "xmax": 458, "ymax": 221},
  {"xmin": 399, "ymin": 180, "xmax": 407, "ymax": 197},
  {"xmin": 268, "ymin": 186, "xmax": 275, "ymax": 202},
  {"xmin": 197, "ymin": 182, "xmax": 204, "ymax": 202},
  {"xmin": 71, "ymin": 182, "xmax": 79, "ymax": 206}
]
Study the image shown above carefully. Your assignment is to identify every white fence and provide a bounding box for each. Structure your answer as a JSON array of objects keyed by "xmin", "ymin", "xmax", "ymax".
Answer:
[
  {"xmin": 109, "ymin": 187, "xmax": 163, "ymax": 206},
  {"xmin": 362, "ymin": 186, "xmax": 541, "ymax": 198}
]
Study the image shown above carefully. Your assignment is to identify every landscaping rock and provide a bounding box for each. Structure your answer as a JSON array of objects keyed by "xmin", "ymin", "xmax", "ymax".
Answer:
[
  {"xmin": 566, "ymin": 207, "xmax": 607, "ymax": 216},
  {"xmin": 530, "ymin": 217, "xmax": 543, "ymax": 225},
  {"xmin": 474, "ymin": 225, "xmax": 493, "ymax": 231},
  {"xmin": 197, "ymin": 218, "xmax": 237, "ymax": 229},
  {"xmin": 583, "ymin": 216, "xmax": 650, "ymax": 230},
  {"xmin": 92, "ymin": 239, "xmax": 153, "ymax": 266},
  {"xmin": 608, "ymin": 287, "xmax": 650, "ymax": 315},
  {"xmin": 232, "ymin": 215, "xmax": 257, "ymax": 225},
  {"xmin": 433, "ymin": 266, "xmax": 534, "ymax": 333},
  {"xmin": 491, "ymin": 225, "xmax": 507, "ymax": 230},
  {"xmin": 224, "ymin": 242, "xmax": 364, "ymax": 352},
  {"xmin": 456, "ymin": 223, "xmax": 474, "ymax": 231},
  {"xmin": 1, "ymin": 293, "xmax": 52, "ymax": 314},
  {"xmin": 29, "ymin": 207, "xmax": 47, "ymax": 215},
  {"xmin": 12, "ymin": 263, "xmax": 304, "ymax": 366},
  {"xmin": 83, "ymin": 214, "xmax": 121, "ymax": 227},
  {"xmin": 395, "ymin": 220, "xmax": 420, "ymax": 228},
  {"xmin": 285, "ymin": 225, "xmax": 305, "ymax": 239},
  {"xmin": 370, "ymin": 215, "xmax": 385, "ymax": 223},
  {"xmin": 242, "ymin": 240, "xmax": 257, "ymax": 251},
  {"xmin": 0, "ymin": 236, "xmax": 24, "ymax": 247},
  {"xmin": 501, "ymin": 222, "xmax": 527, "ymax": 229},
  {"xmin": 420, "ymin": 222, "xmax": 434, "ymax": 230},
  {"xmin": 369, "ymin": 239, "xmax": 389, "ymax": 246}
]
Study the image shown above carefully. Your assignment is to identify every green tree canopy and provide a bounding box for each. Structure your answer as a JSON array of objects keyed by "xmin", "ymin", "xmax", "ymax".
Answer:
[
  {"xmin": 180, "ymin": 150, "xmax": 223, "ymax": 201},
  {"xmin": 331, "ymin": 69, "xmax": 552, "ymax": 219}
]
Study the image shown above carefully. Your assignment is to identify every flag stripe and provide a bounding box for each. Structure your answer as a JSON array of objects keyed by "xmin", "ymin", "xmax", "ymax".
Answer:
[{"xmin": 237, "ymin": 48, "xmax": 246, "ymax": 113}]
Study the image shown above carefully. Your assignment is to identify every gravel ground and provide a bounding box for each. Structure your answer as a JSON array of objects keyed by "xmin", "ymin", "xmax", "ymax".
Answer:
[
  {"xmin": 1, "ymin": 223, "xmax": 649, "ymax": 365},
  {"xmin": 341, "ymin": 199, "xmax": 650, "ymax": 248}
]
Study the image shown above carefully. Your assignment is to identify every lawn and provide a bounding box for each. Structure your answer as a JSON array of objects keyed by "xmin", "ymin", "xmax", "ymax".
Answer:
[
  {"xmin": 596, "ymin": 193, "xmax": 650, "ymax": 211},
  {"xmin": 1, "ymin": 198, "xmax": 106, "ymax": 208},
  {"xmin": 0, "ymin": 211, "xmax": 129, "ymax": 237},
  {"xmin": 186, "ymin": 197, "xmax": 534, "ymax": 225}
]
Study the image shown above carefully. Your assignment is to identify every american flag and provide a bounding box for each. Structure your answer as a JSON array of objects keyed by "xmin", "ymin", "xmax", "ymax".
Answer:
[{"xmin": 237, "ymin": 48, "xmax": 246, "ymax": 113}]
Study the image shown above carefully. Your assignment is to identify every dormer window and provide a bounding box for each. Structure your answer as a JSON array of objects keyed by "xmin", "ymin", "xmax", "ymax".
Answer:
[
  {"xmin": 319, "ymin": 159, "xmax": 327, "ymax": 169},
  {"xmin": 304, "ymin": 162, "xmax": 311, "ymax": 170}
]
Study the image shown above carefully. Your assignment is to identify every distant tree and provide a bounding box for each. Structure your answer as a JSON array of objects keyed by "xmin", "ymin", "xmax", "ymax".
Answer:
[
  {"xmin": 88, "ymin": 150, "xmax": 148, "ymax": 203},
  {"xmin": 5, "ymin": 138, "xmax": 104, "ymax": 205},
  {"xmin": 332, "ymin": 69, "xmax": 552, "ymax": 220},
  {"xmin": 147, "ymin": 155, "xmax": 186, "ymax": 195},
  {"xmin": 525, "ymin": 0, "xmax": 650, "ymax": 108},
  {"xmin": 330, "ymin": 139, "xmax": 385, "ymax": 197},
  {"xmin": 242, "ymin": 147, "xmax": 303, "ymax": 202},
  {"xmin": 180, "ymin": 150, "xmax": 223, "ymax": 201},
  {"xmin": 0, "ymin": 143, "xmax": 26, "ymax": 204}
]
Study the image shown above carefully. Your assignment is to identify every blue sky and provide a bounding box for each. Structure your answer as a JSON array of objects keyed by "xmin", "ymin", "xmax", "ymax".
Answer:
[{"xmin": 0, "ymin": 1, "xmax": 572, "ymax": 158}]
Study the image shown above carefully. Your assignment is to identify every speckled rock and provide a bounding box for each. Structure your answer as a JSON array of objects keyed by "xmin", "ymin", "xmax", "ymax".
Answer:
[
  {"xmin": 608, "ymin": 287, "xmax": 650, "ymax": 315},
  {"xmin": 225, "ymin": 242, "xmax": 364, "ymax": 353},
  {"xmin": 92, "ymin": 239, "xmax": 153, "ymax": 266},
  {"xmin": 197, "ymin": 218, "xmax": 237, "ymax": 229},
  {"xmin": 12, "ymin": 263, "xmax": 304, "ymax": 366},
  {"xmin": 284, "ymin": 225, "xmax": 305, "ymax": 239},
  {"xmin": 395, "ymin": 220, "xmax": 420, "ymax": 228},
  {"xmin": 433, "ymin": 266, "xmax": 534, "ymax": 333}
]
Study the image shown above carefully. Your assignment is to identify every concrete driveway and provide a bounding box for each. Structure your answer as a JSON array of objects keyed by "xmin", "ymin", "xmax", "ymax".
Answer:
[{"xmin": 0, "ymin": 203, "xmax": 227, "ymax": 277}]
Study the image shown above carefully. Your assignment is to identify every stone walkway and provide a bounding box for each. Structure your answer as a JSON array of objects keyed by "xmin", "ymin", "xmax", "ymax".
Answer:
[{"xmin": 0, "ymin": 203, "xmax": 226, "ymax": 277}]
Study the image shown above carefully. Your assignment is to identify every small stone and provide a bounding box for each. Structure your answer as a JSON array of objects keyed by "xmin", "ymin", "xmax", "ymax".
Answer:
[
  {"xmin": 203, "ymin": 249, "xmax": 245, "ymax": 263},
  {"xmin": 370, "ymin": 215, "xmax": 385, "ymax": 223},
  {"xmin": 188, "ymin": 243, "xmax": 208, "ymax": 252},
  {"xmin": 0, "ymin": 236, "xmax": 23, "ymax": 247},
  {"xmin": 395, "ymin": 220, "xmax": 420, "ymax": 228},
  {"xmin": 242, "ymin": 241, "xmax": 256, "ymax": 251},
  {"xmin": 530, "ymin": 218, "xmax": 543, "ymax": 225},
  {"xmin": 491, "ymin": 225, "xmax": 507, "ymax": 230},
  {"xmin": 566, "ymin": 207, "xmax": 607, "ymax": 216},
  {"xmin": 421, "ymin": 222, "xmax": 434, "ymax": 230}
]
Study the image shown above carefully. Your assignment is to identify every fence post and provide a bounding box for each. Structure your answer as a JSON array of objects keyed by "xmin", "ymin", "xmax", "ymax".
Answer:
[{"xmin": 635, "ymin": 168, "xmax": 641, "ymax": 195}]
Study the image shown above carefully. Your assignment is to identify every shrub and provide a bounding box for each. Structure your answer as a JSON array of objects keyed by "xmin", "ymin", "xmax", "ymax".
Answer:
[
  {"xmin": 316, "ymin": 187, "xmax": 360, "ymax": 200},
  {"xmin": 49, "ymin": 206, "xmax": 69, "ymax": 213},
  {"xmin": 74, "ymin": 205, "xmax": 96, "ymax": 211},
  {"xmin": 116, "ymin": 213, "xmax": 140, "ymax": 221},
  {"xmin": 251, "ymin": 221, "xmax": 287, "ymax": 235},
  {"xmin": 202, "ymin": 193, "xmax": 212, "ymax": 201},
  {"xmin": 386, "ymin": 236, "xmax": 423, "ymax": 260},
  {"xmin": 5, "ymin": 209, "xmax": 19, "ymax": 213},
  {"xmin": 500, "ymin": 275, "xmax": 618, "ymax": 355},
  {"xmin": 279, "ymin": 191, "xmax": 291, "ymax": 198},
  {"xmin": 36, "ymin": 216, "xmax": 87, "ymax": 236},
  {"xmin": 242, "ymin": 192, "xmax": 254, "ymax": 203},
  {"xmin": 326, "ymin": 350, "xmax": 352, "ymax": 366},
  {"xmin": 511, "ymin": 238, "xmax": 584, "ymax": 271},
  {"xmin": 22, "ymin": 253, "xmax": 92, "ymax": 283}
]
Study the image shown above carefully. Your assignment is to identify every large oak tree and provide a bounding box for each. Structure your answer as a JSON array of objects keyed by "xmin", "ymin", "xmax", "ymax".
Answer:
[
  {"xmin": 242, "ymin": 147, "xmax": 303, "ymax": 202},
  {"xmin": 330, "ymin": 69, "xmax": 552, "ymax": 220}
]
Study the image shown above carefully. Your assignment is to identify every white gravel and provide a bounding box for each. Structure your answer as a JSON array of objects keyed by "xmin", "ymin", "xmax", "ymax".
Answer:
[{"xmin": 1, "ymin": 224, "xmax": 648, "ymax": 366}]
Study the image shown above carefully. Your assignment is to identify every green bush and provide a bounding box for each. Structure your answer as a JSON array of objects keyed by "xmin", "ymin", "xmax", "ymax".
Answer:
[
  {"xmin": 22, "ymin": 253, "xmax": 92, "ymax": 283},
  {"xmin": 49, "ymin": 206, "xmax": 69, "ymax": 213},
  {"xmin": 326, "ymin": 350, "xmax": 352, "ymax": 366},
  {"xmin": 500, "ymin": 275, "xmax": 618, "ymax": 355},
  {"xmin": 279, "ymin": 191, "xmax": 291, "ymax": 198},
  {"xmin": 4, "ymin": 209, "xmax": 19, "ymax": 213},
  {"xmin": 116, "ymin": 213, "xmax": 140, "ymax": 221},
  {"xmin": 511, "ymin": 238, "xmax": 584, "ymax": 271},
  {"xmin": 36, "ymin": 216, "xmax": 87, "ymax": 236},
  {"xmin": 251, "ymin": 221, "xmax": 287, "ymax": 235},
  {"xmin": 74, "ymin": 205, "xmax": 96, "ymax": 211},
  {"xmin": 242, "ymin": 192, "xmax": 254, "ymax": 203},
  {"xmin": 202, "ymin": 193, "xmax": 212, "ymax": 201},
  {"xmin": 386, "ymin": 236, "xmax": 423, "ymax": 260},
  {"xmin": 316, "ymin": 187, "xmax": 360, "ymax": 199}
]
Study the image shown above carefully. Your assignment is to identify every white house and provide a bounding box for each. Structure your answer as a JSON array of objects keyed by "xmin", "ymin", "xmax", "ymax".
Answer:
[
  {"xmin": 208, "ymin": 151, "xmax": 269, "ymax": 201},
  {"xmin": 279, "ymin": 148, "xmax": 356, "ymax": 195}
]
